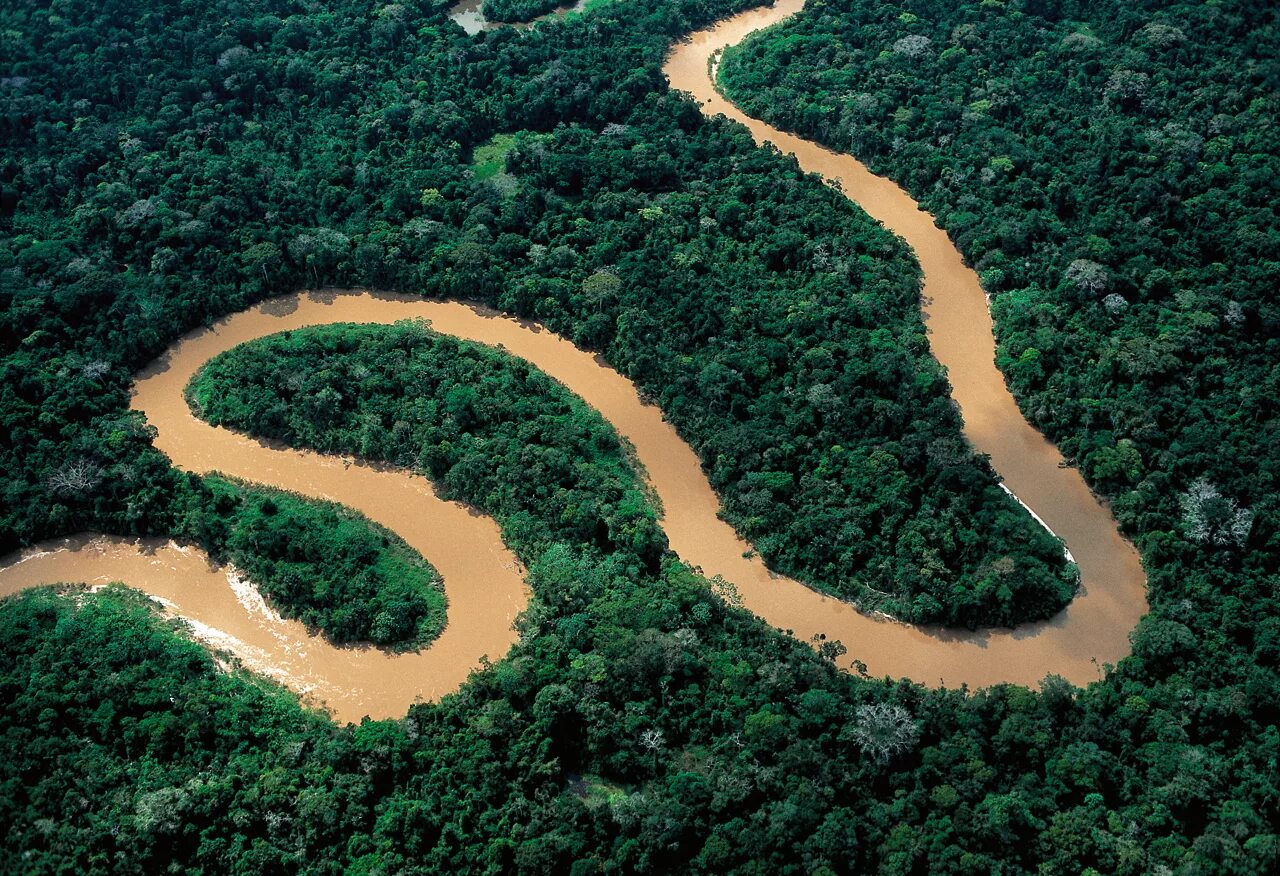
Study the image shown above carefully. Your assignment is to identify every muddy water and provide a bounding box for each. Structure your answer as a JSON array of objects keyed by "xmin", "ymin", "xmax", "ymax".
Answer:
[
  {"xmin": 663, "ymin": 0, "xmax": 1147, "ymax": 684},
  {"xmin": 6, "ymin": 276, "xmax": 1141, "ymax": 708},
  {"xmin": 0, "ymin": 536, "xmax": 449, "ymax": 723},
  {"xmin": 0, "ymin": 1, "xmax": 1150, "ymax": 710},
  {"xmin": 1, "ymin": 296, "xmax": 542, "ymax": 724}
]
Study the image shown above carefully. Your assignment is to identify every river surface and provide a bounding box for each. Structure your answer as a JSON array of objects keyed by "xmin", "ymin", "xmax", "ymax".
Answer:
[
  {"xmin": 0, "ymin": 0, "xmax": 1147, "ymax": 721},
  {"xmin": 664, "ymin": 0, "xmax": 1146, "ymax": 677},
  {"xmin": 447, "ymin": 0, "xmax": 589, "ymax": 35},
  {"xmin": 0, "ymin": 535, "xmax": 465, "ymax": 723}
]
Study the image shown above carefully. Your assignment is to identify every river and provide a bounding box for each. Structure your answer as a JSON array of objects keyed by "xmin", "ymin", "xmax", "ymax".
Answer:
[
  {"xmin": 447, "ymin": 0, "xmax": 589, "ymax": 35},
  {"xmin": 0, "ymin": 0, "xmax": 1146, "ymax": 721}
]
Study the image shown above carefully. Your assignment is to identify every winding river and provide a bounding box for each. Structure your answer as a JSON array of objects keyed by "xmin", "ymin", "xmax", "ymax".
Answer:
[{"xmin": 0, "ymin": 0, "xmax": 1146, "ymax": 722}]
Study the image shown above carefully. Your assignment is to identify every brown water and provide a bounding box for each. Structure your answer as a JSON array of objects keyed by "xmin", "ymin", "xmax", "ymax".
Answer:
[
  {"xmin": 0, "ymin": 297, "xmax": 542, "ymax": 725},
  {"xmin": 0, "ymin": 536, "xmax": 460, "ymax": 723},
  {"xmin": 663, "ymin": 0, "xmax": 1147, "ymax": 684},
  {"xmin": 0, "ymin": 1, "xmax": 1149, "ymax": 715}
]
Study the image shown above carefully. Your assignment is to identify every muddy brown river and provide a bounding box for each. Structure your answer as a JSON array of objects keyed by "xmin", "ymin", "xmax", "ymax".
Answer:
[{"xmin": 0, "ymin": 0, "xmax": 1146, "ymax": 722}]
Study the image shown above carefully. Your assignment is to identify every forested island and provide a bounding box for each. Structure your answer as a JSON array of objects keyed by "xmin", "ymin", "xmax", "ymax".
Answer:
[
  {"xmin": 190, "ymin": 322, "xmax": 667, "ymax": 574},
  {"xmin": 1, "ymin": 0, "xmax": 1277, "ymax": 872}
]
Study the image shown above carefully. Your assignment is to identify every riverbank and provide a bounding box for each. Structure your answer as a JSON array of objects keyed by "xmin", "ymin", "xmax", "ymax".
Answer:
[
  {"xmin": 2, "ymin": 279, "xmax": 1145, "ymax": 708},
  {"xmin": 0, "ymin": 1, "xmax": 1148, "ymax": 719}
]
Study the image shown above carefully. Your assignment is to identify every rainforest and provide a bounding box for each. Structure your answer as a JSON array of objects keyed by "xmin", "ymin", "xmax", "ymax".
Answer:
[{"xmin": 0, "ymin": 0, "xmax": 1276, "ymax": 872}]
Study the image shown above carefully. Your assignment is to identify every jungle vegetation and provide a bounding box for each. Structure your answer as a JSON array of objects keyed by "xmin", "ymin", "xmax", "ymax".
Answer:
[
  {"xmin": 1, "ymin": 0, "xmax": 1278, "ymax": 872},
  {"xmin": 720, "ymin": 0, "xmax": 1277, "ymax": 580},
  {"xmin": 0, "ymin": 0, "xmax": 1074, "ymax": 628},
  {"xmin": 190, "ymin": 323, "xmax": 667, "ymax": 571},
  {"xmin": 180, "ymin": 474, "xmax": 447, "ymax": 650}
]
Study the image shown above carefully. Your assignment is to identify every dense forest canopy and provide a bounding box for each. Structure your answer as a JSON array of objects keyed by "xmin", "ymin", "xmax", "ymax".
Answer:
[
  {"xmin": 1, "ymin": 0, "xmax": 1278, "ymax": 872},
  {"xmin": 721, "ymin": 0, "xmax": 1278, "ymax": 567},
  {"xmin": 0, "ymin": 0, "xmax": 1072, "ymax": 627},
  {"xmin": 180, "ymin": 474, "xmax": 447, "ymax": 649},
  {"xmin": 190, "ymin": 323, "xmax": 667, "ymax": 571}
]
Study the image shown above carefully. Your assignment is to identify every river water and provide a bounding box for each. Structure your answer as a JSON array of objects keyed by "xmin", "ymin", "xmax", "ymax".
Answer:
[
  {"xmin": 447, "ymin": 0, "xmax": 589, "ymax": 35},
  {"xmin": 663, "ymin": 0, "xmax": 1146, "ymax": 682},
  {"xmin": 0, "ymin": 1, "xmax": 1147, "ymax": 721},
  {"xmin": 0, "ymin": 535, "xmax": 461, "ymax": 723}
]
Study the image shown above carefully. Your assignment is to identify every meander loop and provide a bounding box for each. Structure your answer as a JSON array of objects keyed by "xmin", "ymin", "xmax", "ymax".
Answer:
[{"xmin": 0, "ymin": 1, "xmax": 1146, "ymax": 722}]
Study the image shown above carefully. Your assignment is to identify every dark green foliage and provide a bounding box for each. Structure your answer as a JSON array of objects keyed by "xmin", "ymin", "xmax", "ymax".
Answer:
[
  {"xmin": 484, "ymin": 122, "xmax": 1075, "ymax": 627},
  {"xmin": 0, "ymin": 587, "xmax": 356, "ymax": 872},
  {"xmin": 0, "ymin": 0, "xmax": 1071, "ymax": 627},
  {"xmin": 720, "ymin": 0, "xmax": 1279, "ymax": 581},
  {"xmin": 7, "ymin": 550, "xmax": 1279, "ymax": 873},
  {"xmin": 180, "ymin": 475, "xmax": 446, "ymax": 649},
  {"xmin": 189, "ymin": 323, "xmax": 666, "ymax": 570},
  {"xmin": 483, "ymin": 0, "xmax": 567, "ymax": 25},
  {"xmin": 2, "ymin": 0, "xmax": 1280, "ymax": 872}
]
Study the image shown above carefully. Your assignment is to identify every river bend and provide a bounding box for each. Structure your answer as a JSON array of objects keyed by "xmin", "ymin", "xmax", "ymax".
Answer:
[{"xmin": 0, "ymin": 0, "xmax": 1147, "ymax": 721}]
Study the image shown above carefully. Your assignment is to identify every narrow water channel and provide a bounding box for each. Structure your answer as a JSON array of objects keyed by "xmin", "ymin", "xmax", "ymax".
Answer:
[
  {"xmin": 663, "ymin": 0, "xmax": 1146, "ymax": 680},
  {"xmin": 0, "ymin": 2, "xmax": 1148, "ymax": 721}
]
